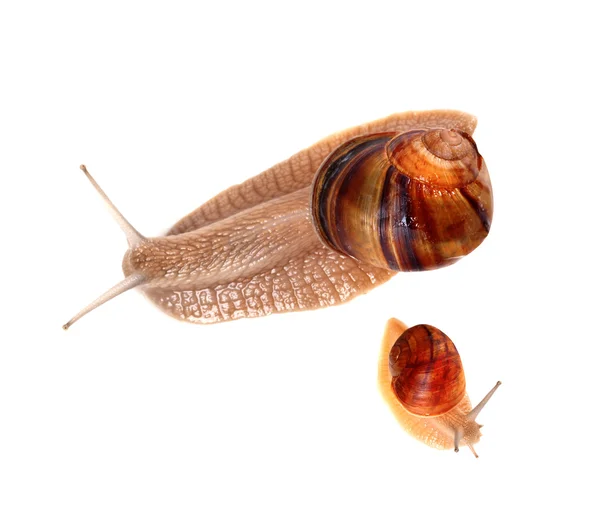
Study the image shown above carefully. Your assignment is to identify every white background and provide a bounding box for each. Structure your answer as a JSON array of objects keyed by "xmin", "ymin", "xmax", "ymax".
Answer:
[{"xmin": 1, "ymin": 1, "xmax": 599, "ymax": 520}]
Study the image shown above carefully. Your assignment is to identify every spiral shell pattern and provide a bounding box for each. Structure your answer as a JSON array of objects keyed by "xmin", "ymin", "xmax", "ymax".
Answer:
[
  {"xmin": 389, "ymin": 324, "xmax": 466, "ymax": 417},
  {"xmin": 310, "ymin": 129, "xmax": 492, "ymax": 271}
]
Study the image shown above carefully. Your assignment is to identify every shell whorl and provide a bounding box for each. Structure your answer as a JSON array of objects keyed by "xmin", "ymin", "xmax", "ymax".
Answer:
[
  {"xmin": 389, "ymin": 324, "xmax": 466, "ymax": 417},
  {"xmin": 387, "ymin": 129, "xmax": 480, "ymax": 188},
  {"xmin": 310, "ymin": 129, "xmax": 492, "ymax": 271}
]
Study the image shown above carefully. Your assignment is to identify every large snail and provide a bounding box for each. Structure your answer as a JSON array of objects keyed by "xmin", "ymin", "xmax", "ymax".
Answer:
[
  {"xmin": 63, "ymin": 110, "xmax": 492, "ymax": 328},
  {"xmin": 378, "ymin": 318, "xmax": 501, "ymax": 457}
]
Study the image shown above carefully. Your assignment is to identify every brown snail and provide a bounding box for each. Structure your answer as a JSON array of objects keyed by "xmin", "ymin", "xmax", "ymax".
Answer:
[
  {"xmin": 378, "ymin": 318, "xmax": 501, "ymax": 457},
  {"xmin": 63, "ymin": 110, "xmax": 492, "ymax": 328}
]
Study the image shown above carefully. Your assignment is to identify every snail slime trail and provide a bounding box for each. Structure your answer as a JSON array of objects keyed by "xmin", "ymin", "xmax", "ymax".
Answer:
[{"xmin": 64, "ymin": 110, "xmax": 492, "ymax": 328}]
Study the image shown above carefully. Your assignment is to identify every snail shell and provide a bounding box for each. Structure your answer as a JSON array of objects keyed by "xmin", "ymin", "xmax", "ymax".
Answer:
[
  {"xmin": 389, "ymin": 323, "xmax": 466, "ymax": 416},
  {"xmin": 311, "ymin": 129, "xmax": 491, "ymax": 270},
  {"xmin": 378, "ymin": 318, "xmax": 501, "ymax": 457},
  {"xmin": 64, "ymin": 110, "xmax": 492, "ymax": 327}
]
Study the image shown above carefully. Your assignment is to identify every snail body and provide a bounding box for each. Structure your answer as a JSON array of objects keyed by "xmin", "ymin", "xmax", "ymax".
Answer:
[
  {"xmin": 378, "ymin": 318, "xmax": 501, "ymax": 457},
  {"xmin": 64, "ymin": 110, "xmax": 492, "ymax": 328}
]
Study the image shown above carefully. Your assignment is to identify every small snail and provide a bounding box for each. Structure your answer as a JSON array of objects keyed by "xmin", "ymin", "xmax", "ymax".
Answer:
[
  {"xmin": 63, "ymin": 110, "xmax": 492, "ymax": 328},
  {"xmin": 378, "ymin": 318, "xmax": 501, "ymax": 457}
]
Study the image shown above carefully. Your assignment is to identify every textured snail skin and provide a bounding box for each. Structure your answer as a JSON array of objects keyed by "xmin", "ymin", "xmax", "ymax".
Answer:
[
  {"xmin": 66, "ymin": 111, "xmax": 488, "ymax": 327},
  {"xmin": 378, "ymin": 319, "xmax": 497, "ymax": 454}
]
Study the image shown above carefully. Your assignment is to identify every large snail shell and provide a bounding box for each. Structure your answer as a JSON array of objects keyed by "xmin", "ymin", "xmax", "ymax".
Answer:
[
  {"xmin": 389, "ymin": 324, "xmax": 466, "ymax": 416},
  {"xmin": 310, "ymin": 128, "xmax": 492, "ymax": 271}
]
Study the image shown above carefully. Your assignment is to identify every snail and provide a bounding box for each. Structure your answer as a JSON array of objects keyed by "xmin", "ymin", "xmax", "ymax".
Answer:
[
  {"xmin": 378, "ymin": 318, "xmax": 501, "ymax": 457},
  {"xmin": 63, "ymin": 110, "xmax": 492, "ymax": 328}
]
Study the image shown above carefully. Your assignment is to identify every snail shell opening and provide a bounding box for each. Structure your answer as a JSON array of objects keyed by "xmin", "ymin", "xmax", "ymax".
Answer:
[{"xmin": 310, "ymin": 129, "xmax": 493, "ymax": 271}]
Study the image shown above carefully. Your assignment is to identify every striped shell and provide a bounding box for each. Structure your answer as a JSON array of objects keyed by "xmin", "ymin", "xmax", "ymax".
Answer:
[
  {"xmin": 310, "ymin": 128, "xmax": 492, "ymax": 271},
  {"xmin": 389, "ymin": 324, "xmax": 466, "ymax": 416}
]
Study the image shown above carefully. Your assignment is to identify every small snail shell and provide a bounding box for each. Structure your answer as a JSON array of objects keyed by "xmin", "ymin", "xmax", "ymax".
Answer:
[
  {"xmin": 63, "ymin": 110, "xmax": 492, "ymax": 328},
  {"xmin": 378, "ymin": 318, "xmax": 501, "ymax": 457}
]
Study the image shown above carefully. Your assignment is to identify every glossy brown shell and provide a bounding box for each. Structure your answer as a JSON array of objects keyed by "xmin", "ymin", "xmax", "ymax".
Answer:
[
  {"xmin": 389, "ymin": 324, "xmax": 466, "ymax": 416},
  {"xmin": 310, "ymin": 129, "xmax": 492, "ymax": 271}
]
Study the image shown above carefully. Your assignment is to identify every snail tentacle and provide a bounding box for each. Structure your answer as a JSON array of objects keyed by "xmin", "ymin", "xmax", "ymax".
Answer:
[
  {"xmin": 62, "ymin": 273, "xmax": 146, "ymax": 330},
  {"xmin": 79, "ymin": 165, "xmax": 145, "ymax": 248}
]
